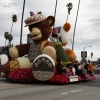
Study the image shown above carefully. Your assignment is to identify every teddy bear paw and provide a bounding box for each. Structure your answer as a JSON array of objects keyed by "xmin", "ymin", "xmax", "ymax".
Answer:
[
  {"xmin": 32, "ymin": 54, "xmax": 55, "ymax": 81},
  {"xmin": 0, "ymin": 54, "xmax": 9, "ymax": 76},
  {"xmin": 0, "ymin": 54, "xmax": 8, "ymax": 65}
]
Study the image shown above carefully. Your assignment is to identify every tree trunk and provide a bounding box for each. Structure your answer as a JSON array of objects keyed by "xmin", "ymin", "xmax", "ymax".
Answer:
[
  {"xmin": 5, "ymin": 40, "xmax": 7, "ymax": 47},
  {"xmin": 66, "ymin": 13, "xmax": 69, "ymax": 22},
  {"xmin": 10, "ymin": 22, "xmax": 13, "ymax": 34},
  {"xmin": 20, "ymin": 0, "xmax": 26, "ymax": 44},
  {"xmin": 72, "ymin": 0, "xmax": 80, "ymax": 50}
]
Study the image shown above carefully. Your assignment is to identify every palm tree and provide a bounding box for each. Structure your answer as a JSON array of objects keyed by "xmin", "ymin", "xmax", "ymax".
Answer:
[
  {"xmin": 4, "ymin": 34, "xmax": 13, "ymax": 60},
  {"xmin": 20, "ymin": 0, "xmax": 26, "ymax": 45},
  {"xmin": 66, "ymin": 2, "xmax": 73, "ymax": 22},
  {"xmin": 10, "ymin": 14, "xmax": 17, "ymax": 34},
  {"xmin": 4, "ymin": 32, "xmax": 9, "ymax": 46},
  {"xmin": 3, "ymin": 32, "xmax": 13, "ymax": 56},
  {"xmin": 72, "ymin": 0, "xmax": 81, "ymax": 50},
  {"xmin": 90, "ymin": 52, "xmax": 93, "ymax": 60},
  {"xmin": 8, "ymin": 34, "xmax": 13, "ymax": 46},
  {"xmin": 97, "ymin": 58, "xmax": 100, "ymax": 61}
]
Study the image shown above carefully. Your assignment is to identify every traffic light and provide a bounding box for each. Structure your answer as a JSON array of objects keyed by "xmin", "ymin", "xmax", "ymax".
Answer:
[{"xmin": 81, "ymin": 51, "xmax": 87, "ymax": 58}]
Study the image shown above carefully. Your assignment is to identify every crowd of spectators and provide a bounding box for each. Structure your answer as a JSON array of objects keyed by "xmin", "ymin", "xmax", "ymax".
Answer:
[
  {"xmin": 56, "ymin": 58, "xmax": 99, "ymax": 78},
  {"xmin": 72, "ymin": 60, "xmax": 95, "ymax": 79}
]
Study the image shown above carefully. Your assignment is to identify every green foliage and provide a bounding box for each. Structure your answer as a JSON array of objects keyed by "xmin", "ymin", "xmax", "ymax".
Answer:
[
  {"xmin": 4, "ymin": 32, "xmax": 13, "ymax": 46},
  {"xmin": 66, "ymin": 2, "xmax": 73, "ymax": 15},
  {"xmin": 2, "ymin": 32, "xmax": 13, "ymax": 60},
  {"xmin": 12, "ymin": 14, "xmax": 17, "ymax": 22},
  {"xmin": 2, "ymin": 44, "xmax": 13, "ymax": 52},
  {"xmin": 97, "ymin": 58, "xmax": 100, "ymax": 61},
  {"xmin": 90, "ymin": 52, "xmax": 93, "ymax": 58},
  {"xmin": 8, "ymin": 34, "xmax": 13, "ymax": 42},
  {"xmin": 66, "ymin": 2, "xmax": 73, "ymax": 22},
  {"xmin": 4, "ymin": 32, "xmax": 9, "ymax": 40},
  {"xmin": 10, "ymin": 14, "xmax": 17, "ymax": 35}
]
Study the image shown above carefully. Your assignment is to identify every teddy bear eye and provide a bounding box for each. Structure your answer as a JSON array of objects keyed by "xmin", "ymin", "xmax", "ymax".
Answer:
[
  {"xmin": 29, "ymin": 23, "xmax": 39, "ymax": 32},
  {"xmin": 29, "ymin": 28, "xmax": 32, "ymax": 32},
  {"xmin": 29, "ymin": 26, "xmax": 32, "ymax": 32}
]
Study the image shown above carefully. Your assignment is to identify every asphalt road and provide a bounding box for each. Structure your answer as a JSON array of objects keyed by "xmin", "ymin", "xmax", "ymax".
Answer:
[{"xmin": 0, "ymin": 74, "xmax": 100, "ymax": 100}]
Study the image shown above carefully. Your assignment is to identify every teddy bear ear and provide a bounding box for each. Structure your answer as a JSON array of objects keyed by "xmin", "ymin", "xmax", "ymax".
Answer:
[{"xmin": 46, "ymin": 16, "xmax": 55, "ymax": 27}]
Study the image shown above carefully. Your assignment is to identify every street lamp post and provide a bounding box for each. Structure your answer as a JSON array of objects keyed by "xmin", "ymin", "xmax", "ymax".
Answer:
[
  {"xmin": 82, "ymin": 45, "xmax": 92, "ymax": 63},
  {"xmin": 84, "ymin": 45, "xmax": 92, "ymax": 51},
  {"xmin": 20, "ymin": 0, "xmax": 26, "ymax": 45}
]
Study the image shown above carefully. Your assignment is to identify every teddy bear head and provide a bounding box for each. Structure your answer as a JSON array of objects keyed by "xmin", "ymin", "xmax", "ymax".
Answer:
[{"xmin": 24, "ymin": 12, "xmax": 55, "ymax": 42}]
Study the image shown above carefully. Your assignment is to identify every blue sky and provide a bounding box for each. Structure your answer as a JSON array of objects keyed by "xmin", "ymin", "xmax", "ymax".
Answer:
[{"xmin": 0, "ymin": 0, "xmax": 100, "ymax": 61}]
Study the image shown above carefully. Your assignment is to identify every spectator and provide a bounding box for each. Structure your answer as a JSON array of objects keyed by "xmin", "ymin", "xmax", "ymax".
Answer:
[
  {"xmin": 94, "ymin": 65, "xmax": 98, "ymax": 74},
  {"xmin": 84, "ymin": 62, "xmax": 88, "ymax": 73},
  {"xmin": 73, "ymin": 60, "xmax": 79, "ymax": 75},
  {"xmin": 94, "ymin": 65, "xmax": 99, "ymax": 75},
  {"xmin": 78, "ymin": 61, "xmax": 87, "ymax": 79}
]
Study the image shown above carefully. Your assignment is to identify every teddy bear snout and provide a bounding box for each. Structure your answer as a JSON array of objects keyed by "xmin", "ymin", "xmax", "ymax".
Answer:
[{"xmin": 30, "ymin": 27, "xmax": 42, "ymax": 40}]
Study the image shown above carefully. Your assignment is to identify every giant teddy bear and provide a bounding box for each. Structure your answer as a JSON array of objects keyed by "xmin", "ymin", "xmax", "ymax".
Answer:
[{"xmin": 0, "ymin": 12, "xmax": 58, "ymax": 82}]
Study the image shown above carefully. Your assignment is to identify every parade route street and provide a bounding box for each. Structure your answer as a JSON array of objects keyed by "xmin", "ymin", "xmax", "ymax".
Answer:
[{"xmin": 0, "ymin": 74, "xmax": 100, "ymax": 100}]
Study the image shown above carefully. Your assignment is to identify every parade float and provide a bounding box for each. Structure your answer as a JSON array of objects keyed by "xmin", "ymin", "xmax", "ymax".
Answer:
[{"xmin": 0, "ymin": 11, "xmax": 96, "ymax": 84}]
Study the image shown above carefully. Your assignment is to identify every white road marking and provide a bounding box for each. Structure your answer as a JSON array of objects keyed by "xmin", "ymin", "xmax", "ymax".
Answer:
[
  {"xmin": 0, "ymin": 84, "xmax": 26, "ymax": 89},
  {"xmin": 62, "ymin": 89, "xmax": 83, "ymax": 95}
]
